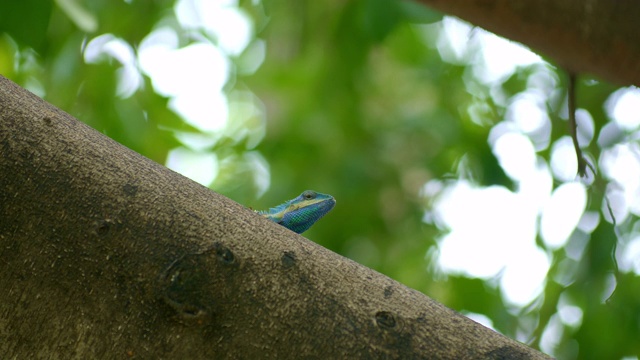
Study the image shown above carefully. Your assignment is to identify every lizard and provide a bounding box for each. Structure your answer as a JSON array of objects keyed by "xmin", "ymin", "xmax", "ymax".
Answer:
[{"xmin": 258, "ymin": 190, "xmax": 336, "ymax": 234}]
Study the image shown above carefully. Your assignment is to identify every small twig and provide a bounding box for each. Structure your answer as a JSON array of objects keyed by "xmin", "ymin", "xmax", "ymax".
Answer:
[
  {"xmin": 604, "ymin": 193, "xmax": 621, "ymax": 304},
  {"xmin": 567, "ymin": 73, "xmax": 588, "ymax": 177},
  {"xmin": 566, "ymin": 72, "xmax": 620, "ymax": 302},
  {"xmin": 605, "ymin": 196, "xmax": 619, "ymax": 269}
]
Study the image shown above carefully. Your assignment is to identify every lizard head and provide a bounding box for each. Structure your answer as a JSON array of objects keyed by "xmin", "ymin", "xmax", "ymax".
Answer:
[{"xmin": 281, "ymin": 190, "xmax": 336, "ymax": 234}]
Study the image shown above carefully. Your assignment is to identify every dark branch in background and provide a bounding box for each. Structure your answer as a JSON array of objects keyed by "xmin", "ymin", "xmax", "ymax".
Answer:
[
  {"xmin": 567, "ymin": 74, "xmax": 619, "ymax": 302},
  {"xmin": 567, "ymin": 73, "xmax": 589, "ymax": 178},
  {"xmin": 418, "ymin": 0, "xmax": 640, "ymax": 87}
]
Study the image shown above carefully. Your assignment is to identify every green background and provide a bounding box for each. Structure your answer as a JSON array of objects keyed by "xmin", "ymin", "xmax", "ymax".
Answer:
[{"xmin": 1, "ymin": 1, "xmax": 637, "ymax": 358}]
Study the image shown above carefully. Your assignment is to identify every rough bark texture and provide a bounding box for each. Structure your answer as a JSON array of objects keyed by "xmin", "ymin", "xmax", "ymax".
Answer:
[
  {"xmin": 0, "ymin": 76, "xmax": 552, "ymax": 358},
  {"xmin": 419, "ymin": 0, "xmax": 640, "ymax": 87}
]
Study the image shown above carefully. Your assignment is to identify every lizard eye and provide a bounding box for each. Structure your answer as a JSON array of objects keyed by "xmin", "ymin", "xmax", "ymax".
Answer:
[{"xmin": 302, "ymin": 190, "xmax": 316, "ymax": 200}]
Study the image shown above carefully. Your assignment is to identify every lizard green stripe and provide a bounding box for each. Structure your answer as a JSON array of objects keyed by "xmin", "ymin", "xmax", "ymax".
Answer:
[{"xmin": 258, "ymin": 190, "xmax": 335, "ymax": 234}]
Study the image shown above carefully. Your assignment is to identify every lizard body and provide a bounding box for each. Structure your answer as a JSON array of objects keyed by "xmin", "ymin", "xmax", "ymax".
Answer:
[{"xmin": 258, "ymin": 190, "xmax": 335, "ymax": 233}]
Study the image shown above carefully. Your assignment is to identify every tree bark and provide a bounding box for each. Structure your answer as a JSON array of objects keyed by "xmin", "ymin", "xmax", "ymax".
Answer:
[
  {"xmin": 419, "ymin": 0, "xmax": 640, "ymax": 87},
  {"xmin": 0, "ymin": 75, "xmax": 551, "ymax": 359}
]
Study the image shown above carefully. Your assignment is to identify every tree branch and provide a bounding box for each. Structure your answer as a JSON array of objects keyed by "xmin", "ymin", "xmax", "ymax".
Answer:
[
  {"xmin": 0, "ymin": 75, "xmax": 551, "ymax": 358},
  {"xmin": 418, "ymin": 0, "xmax": 640, "ymax": 86}
]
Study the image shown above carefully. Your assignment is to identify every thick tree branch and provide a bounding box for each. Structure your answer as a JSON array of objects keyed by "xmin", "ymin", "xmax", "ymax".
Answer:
[
  {"xmin": 0, "ymin": 75, "xmax": 551, "ymax": 358},
  {"xmin": 419, "ymin": 0, "xmax": 640, "ymax": 87}
]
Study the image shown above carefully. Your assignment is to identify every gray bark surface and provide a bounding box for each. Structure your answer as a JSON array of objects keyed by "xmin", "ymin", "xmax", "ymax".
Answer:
[{"xmin": 0, "ymin": 75, "xmax": 552, "ymax": 359}]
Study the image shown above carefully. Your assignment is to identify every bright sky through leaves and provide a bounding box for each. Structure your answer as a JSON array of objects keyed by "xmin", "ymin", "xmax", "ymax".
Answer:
[
  {"xmin": 431, "ymin": 17, "xmax": 584, "ymax": 307},
  {"xmin": 432, "ymin": 16, "xmax": 640, "ymax": 310},
  {"xmin": 80, "ymin": 6, "xmax": 640, "ymax": 312}
]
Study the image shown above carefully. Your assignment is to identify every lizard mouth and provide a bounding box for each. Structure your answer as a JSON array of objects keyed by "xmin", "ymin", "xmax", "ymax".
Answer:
[{"xmin": 321, "ymin": 198, "xmax": 336, "ymax": 213}]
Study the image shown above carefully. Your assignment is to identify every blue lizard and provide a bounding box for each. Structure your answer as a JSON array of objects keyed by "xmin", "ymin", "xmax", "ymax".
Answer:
[{"xmin": 258, "ymin": 190, "xmax": 335, "ymax": 233}]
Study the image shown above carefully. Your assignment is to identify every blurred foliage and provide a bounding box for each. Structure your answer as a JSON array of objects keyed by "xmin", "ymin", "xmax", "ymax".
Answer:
[{"xmin": 2, "ymin": 0, "xmax": 639, "ymax": 358}]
